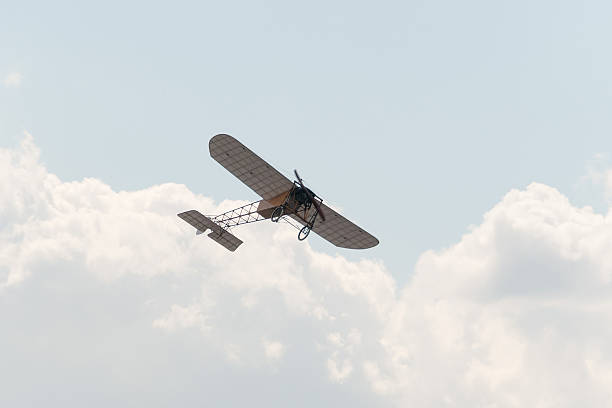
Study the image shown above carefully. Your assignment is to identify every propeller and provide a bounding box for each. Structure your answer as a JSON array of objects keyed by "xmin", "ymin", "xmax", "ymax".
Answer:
[{"xmin": 294, "ymin": 169, "xmax": 326, "ymax": 222}]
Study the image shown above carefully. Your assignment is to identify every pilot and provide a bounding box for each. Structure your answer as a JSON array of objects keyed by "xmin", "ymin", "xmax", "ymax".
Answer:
[{"xmin": 293, "ymin": 186, "xmax": 314, "ymax": 208}]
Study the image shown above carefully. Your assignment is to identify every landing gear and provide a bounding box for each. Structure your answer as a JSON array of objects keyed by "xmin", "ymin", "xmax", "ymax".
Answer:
[
  {"xmin": 271, "ymin": 206, "xmax": 284, "ymax": 222},
  {"xmin": 298, "ymin": 226, "xmax": 310, "ymax": 240},
  {"xmin": 270, "ymin": 182, "xmax": 323, "ymax": 241}
]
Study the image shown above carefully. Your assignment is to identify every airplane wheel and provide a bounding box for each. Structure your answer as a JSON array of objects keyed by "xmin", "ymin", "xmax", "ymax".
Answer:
[
  {"xmin": 271, "ymin": 206, "xmax": 284, "ymax": 222},
  {"xmin": 298, "ymin": 226, "xmax": 310, "ymax": 241}
]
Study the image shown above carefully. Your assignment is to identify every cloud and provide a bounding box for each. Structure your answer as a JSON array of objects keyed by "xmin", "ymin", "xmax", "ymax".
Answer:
[
  {"xmin": 263, "ymin": 339, "xmax": 286, "ymax": 361},
  {"xmin": 3, "ymin": 72, "xmax": 22, "ymax": 88},
  {"xmin": 2, "ymin": 134, "xmax": 612, "ymax": 407},
  {"xmin": 327, "ymin": 356, "xmax": 353, "ymax": 383},
  {"xmin": 152, "ymin": 304, "xmax": 208, "ymax": 332},
  {"xmin": 583, "ymin": 153, "xmax": 612, "ymax": 203},
  {"xmin": 369, "ymin": 184, "xmax": 612, "ymax": 406}
]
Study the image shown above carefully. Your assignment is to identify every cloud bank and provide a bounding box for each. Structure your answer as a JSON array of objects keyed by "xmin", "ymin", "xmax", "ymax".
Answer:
[{"xmin": 2, "ymin": 134, "xmax": 612, "ymax": 407}]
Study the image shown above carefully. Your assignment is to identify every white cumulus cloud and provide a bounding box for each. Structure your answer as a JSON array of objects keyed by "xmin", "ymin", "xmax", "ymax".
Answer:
[
  {"xmin": 263, "ymin": 339, "xmax": 286, "ymax": 361},
  {"xmin": 583, "ymin": 153, "xmax": 612, "ymax": 204},
  {"xmin": 3, "ymin": 72, "xmax": 22, "ymax": 87},
  {"xmin": 153, "ymin": 304, "xmax": 208, "ymax": 332},
  {"xmin": 1, "ymin": 134, "xmax": 612, "ymax": 407}
]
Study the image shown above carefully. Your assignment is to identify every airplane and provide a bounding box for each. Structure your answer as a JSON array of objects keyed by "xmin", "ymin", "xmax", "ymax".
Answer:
[{"xmin": 178, "ymin": 134, "xmax": 379, "ymax": 251}]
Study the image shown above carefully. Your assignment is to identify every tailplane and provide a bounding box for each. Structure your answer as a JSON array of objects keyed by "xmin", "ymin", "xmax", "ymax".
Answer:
[{"xmin": 178, "ymin": 210, "xmax": 243, "ymax": 251}]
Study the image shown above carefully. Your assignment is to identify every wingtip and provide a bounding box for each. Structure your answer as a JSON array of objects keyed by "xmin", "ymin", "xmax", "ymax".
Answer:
[{"xmin": 209, "ymin": 133, "xmax": 237, "ymax": 157}]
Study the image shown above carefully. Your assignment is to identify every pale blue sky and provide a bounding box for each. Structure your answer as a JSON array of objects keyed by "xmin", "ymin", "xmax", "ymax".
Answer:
[{"xmin": 3, "ymin": 0, "xmax": 612, "ymax": 280}]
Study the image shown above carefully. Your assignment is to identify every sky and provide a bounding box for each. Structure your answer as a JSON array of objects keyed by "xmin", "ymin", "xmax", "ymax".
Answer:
[{"xmin": 3, "ymin": 0, "xmax": 612, "ymax": 406}]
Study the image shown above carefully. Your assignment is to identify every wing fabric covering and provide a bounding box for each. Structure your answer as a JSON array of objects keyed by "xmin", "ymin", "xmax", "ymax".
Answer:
[
  {"xmin": 290, "ymin": 203, "xmax": 379, "ymax": 249},
  {"xmin": 178, "ymin": 210, "xmax": 243, "ymax": 252},
  {"xmin": 209, "ymin": 134, "xmax": 294, "ymax": 200}
]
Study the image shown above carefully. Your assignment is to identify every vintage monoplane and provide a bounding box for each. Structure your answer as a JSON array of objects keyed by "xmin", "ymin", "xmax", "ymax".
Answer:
[{"xmin": 178, "ymin": 134, "xmax": 379, "ymax": 251}]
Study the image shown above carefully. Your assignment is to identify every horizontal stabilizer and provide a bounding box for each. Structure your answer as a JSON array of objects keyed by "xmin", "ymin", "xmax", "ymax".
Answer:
[
  {"xmin": 207, "ymin": 229, "xmax": 242, "ymax": 252},
  {"xmin": 178, "ymin": 210, "xmax": 243, "ymax": 252}
]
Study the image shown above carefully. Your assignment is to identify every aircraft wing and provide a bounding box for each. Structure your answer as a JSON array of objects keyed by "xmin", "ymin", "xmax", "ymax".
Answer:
[
  {"xmin": 209, "ymin": 133, "xmax": 378, "ymax": 249},
  {"xmin": 209, "ymin": 134, "xmax": 294, "ymax": 201},
  {"xmin": 289, "ymin": 204, "xmax": 379, "ymax": 249}
]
